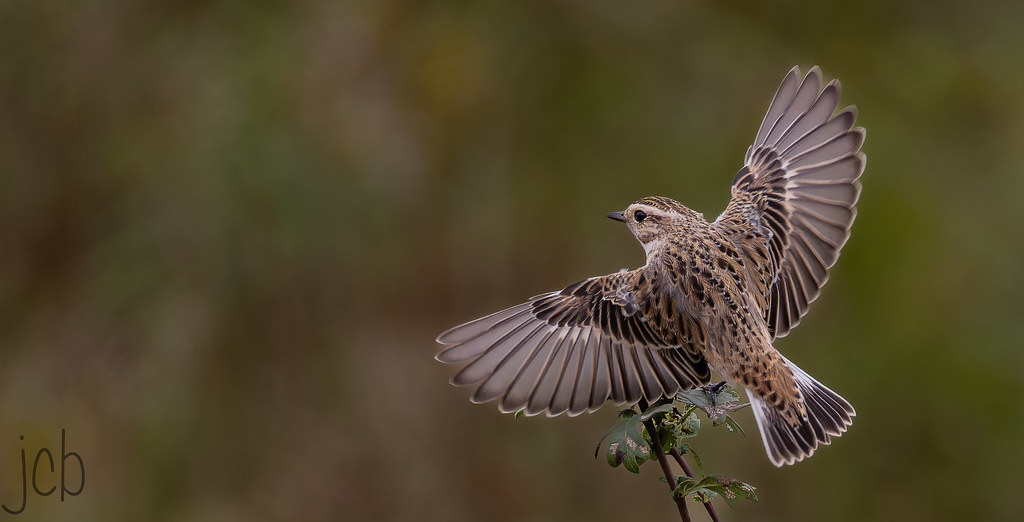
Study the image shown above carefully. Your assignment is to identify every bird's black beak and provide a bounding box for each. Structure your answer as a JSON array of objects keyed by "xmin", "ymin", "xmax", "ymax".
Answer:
[{"xmin": 607, "ymin": 211, "xmax": 626, "ymax": 222}]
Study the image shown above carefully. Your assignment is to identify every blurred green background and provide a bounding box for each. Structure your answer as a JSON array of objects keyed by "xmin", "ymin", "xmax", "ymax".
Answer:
[{"xmin": 1, "ymin": 1, "xmax": 1023, "ymax": 520}]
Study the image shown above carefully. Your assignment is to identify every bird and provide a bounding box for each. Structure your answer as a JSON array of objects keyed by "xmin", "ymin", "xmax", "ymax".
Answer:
[{"xmin": 435, "ymin": 66, "xmax": 864, "ymax": 466}]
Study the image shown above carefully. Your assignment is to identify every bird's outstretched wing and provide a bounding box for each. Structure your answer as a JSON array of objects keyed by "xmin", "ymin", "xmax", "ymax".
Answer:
[
  {"xmin": 716, "ymin": 66, "xmax": 866, "ymax": 337},
  {"xmin": 436, "ymin": 267, "xmax": 710, "ymax": 416}
]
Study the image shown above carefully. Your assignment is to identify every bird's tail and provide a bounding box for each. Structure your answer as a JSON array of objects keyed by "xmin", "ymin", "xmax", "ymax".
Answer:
[{"xmin": 749, "ymin": 356, "xmax": 855, "ymax": 466}]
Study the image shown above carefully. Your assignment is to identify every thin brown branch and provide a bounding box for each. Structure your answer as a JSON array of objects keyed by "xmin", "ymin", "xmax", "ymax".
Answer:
[
  {"xmin": 642, "ymin": 417, "xmax": 690, "ymax": 522},
  {"xmin": 670, "ymin": 447, "xmax": 721, "ymax": 522}
]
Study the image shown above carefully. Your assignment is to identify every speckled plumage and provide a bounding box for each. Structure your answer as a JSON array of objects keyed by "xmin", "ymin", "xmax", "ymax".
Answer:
[{"xmin": 436, "ymin": 66, "xmax": 864, "ymax": 466}]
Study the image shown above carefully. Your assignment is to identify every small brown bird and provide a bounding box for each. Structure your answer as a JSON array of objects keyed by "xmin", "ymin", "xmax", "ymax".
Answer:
[{"xmin": 436, "ymin": 66, "xmax": 864, "ymax": 466}]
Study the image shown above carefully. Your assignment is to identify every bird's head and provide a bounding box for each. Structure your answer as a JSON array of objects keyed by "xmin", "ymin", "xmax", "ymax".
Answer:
[{"xmin": 607, "ymin": 196, "xmax": 702, "ymax": 254}]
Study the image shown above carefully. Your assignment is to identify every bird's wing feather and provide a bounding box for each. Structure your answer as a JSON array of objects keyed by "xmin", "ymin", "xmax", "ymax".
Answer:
[
  {"xmin": 716, "ymin": 66, "xmax": 865, "ymax": 337},
  {"xmin": 436, "ymin": 266, "xmax": 711, "ymax": 416}
]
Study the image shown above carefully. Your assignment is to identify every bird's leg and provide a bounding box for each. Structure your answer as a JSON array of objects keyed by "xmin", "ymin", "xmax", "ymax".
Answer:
[{"xmin": 704, "ymin": 381, "xmax": 729, "ymax": 396}]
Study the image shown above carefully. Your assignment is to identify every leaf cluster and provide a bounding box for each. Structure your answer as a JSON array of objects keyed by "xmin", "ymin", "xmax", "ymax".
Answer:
[{"xmin": 595, "ymin": 383, "xmax": 757, "ymax": 509}]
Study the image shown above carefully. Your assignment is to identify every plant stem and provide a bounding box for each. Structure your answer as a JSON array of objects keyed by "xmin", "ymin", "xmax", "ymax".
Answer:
[
  {"xmin": 670, "ymin": 448, "xmax": 721, "ymax": 522},
  {"xmin": 642, "ymin": 417, "xmax": 690, "ymax": 522}
]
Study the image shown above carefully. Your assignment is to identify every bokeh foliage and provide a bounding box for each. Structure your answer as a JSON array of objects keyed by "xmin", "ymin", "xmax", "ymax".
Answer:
[{"xmin": 1, "ymin": 0, "xmax": 1023, "ymax": 520}]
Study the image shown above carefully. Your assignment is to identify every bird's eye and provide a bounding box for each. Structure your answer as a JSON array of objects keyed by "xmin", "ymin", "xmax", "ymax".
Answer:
[{"xmin": 634, "ymin": 210, "xmax": 647, "ymax": 223}]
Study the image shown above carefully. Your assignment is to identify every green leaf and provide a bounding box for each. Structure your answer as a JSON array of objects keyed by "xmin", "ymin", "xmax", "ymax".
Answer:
[
  {"xmin": 672, "ymin": 476, "xmax": 700, "ymax": 495},
  {"xmin": 677, "ymin": 443, "xmax": 704, "ymax": 475},
  {"xmin": 674, "ymin": 475, "xmax": 758, "ymax": 508},
  {"xmin": 717, "ymin": 387, "xmax": 741, "ymax": 403},
  {"xmin": 595, "ymin": 409, "xmax": 652, "ymax": 474},
  {"xmin": 710, "ymin": 475, "xmax": 758, "ymax": 508},
  {"xmin": 639, "ymin": 403, "xmax": 675, "ymax": 422},
  {"xmin": 717, "ymin": 413, "xmax": 747, "ymax": 436},
  {"xmin": 675, "ymin": 387, "xmax": 717, "ymax": 413}
]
